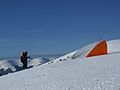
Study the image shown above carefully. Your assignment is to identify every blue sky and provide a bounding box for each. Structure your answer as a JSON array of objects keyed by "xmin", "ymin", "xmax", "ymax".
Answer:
[{"xmin": 0, "ymin": 0, "xmax": 120, "ymax": 57}]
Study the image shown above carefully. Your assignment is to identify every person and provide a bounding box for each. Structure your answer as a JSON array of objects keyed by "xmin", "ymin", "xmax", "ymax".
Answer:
[{"xmin": 20, "ymin": 51, "xmax": 32, "ymax": 69}]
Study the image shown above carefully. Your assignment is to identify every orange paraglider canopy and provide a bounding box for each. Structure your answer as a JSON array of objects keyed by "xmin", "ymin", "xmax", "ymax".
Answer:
[{"xmin": 86, "ymin": 40, "xmax": 107, "ymax": 57}]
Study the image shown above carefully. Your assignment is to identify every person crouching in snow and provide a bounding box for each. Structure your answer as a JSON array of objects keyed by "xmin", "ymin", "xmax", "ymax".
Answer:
[{"xmin": 20, "ymin": 51, "xmax": 32, "ymax": 69}]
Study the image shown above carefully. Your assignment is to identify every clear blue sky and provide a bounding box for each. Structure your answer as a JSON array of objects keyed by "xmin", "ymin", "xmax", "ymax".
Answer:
[{"xmin": 0, "ymin": 0, "xmax": 120, "ymax": 57}]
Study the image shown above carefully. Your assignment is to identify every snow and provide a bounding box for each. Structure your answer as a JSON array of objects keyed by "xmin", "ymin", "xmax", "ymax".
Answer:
[
  {"xmin": 53, "ymin": 50, "xmax": 78, "ymax": 62},
  {"xmin": 28, "ymin": 57, "xmax": 51, "ymax": 67},
  {"xmin": 72, "ymin": 41, "xmax": 100, "ymax": 59},
  {"xmin": 53, "ymin": 42, "xmax": 99, "ymax": 62},
  {"xmin": 0, "ymin": 57, "xmax": 53, "ymax": 76},
  {"xmin": 0, "ymin": 39, "xmax": 120, "ymax": 90},
  {"xmin": 56, "ymin": 39, "xmax": 120, "ymax": 61},
  {"xmin": 0, "ymin": 52, "xmax": 120, "ymax": 90},
  {"xmin": 107, "ymin": 39, "xmax": 120, "ymax": 54}
]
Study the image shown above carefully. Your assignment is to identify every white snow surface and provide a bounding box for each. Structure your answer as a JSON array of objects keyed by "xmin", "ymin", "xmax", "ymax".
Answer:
[
  {"xmin": 107, "ymin": 39, "xmax": 120, "ymax": 54},
  {"xmin": 56, "ymin": 39, "xmax": 120, "ymax": 61},
  {"xmin": 0, "ymin": 52, "xmax": 120, "ymax": 90},
  {"xmin": 0, "ymin": 39, "xmax": 120, "ymax": 90}
]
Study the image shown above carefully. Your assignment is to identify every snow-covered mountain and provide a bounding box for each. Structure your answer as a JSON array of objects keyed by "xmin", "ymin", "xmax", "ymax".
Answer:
[
  {"xmin": 0, "ymin": 39, "xmax": 120, "ymax": 90},
  {"xmin": 0, "ymin": 57, "xmax": 54, "ymax": 76}
]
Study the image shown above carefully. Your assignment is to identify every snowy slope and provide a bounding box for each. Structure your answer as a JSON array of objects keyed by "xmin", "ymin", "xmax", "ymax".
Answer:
[
  {"xmin": 0, "ymin": 53, "xmax": 120, "ymax": 90},
  {"xmin": 53, "ymin": 50, "xmax": 78, "ymax": 62},
  {"xmin": 72, "ymin": 41, "xmax": 100, "ymax": 59},
  {"xmin": 0, "ymin": 39, "xmax": 120, "ymax": 90},
  {"xmin": 55, "ymin": 39, "xmax": 120, "ymax": 61},
  {"xmin": 0, "ymin": 39, "xmax": 119, "ymax": 76}
]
